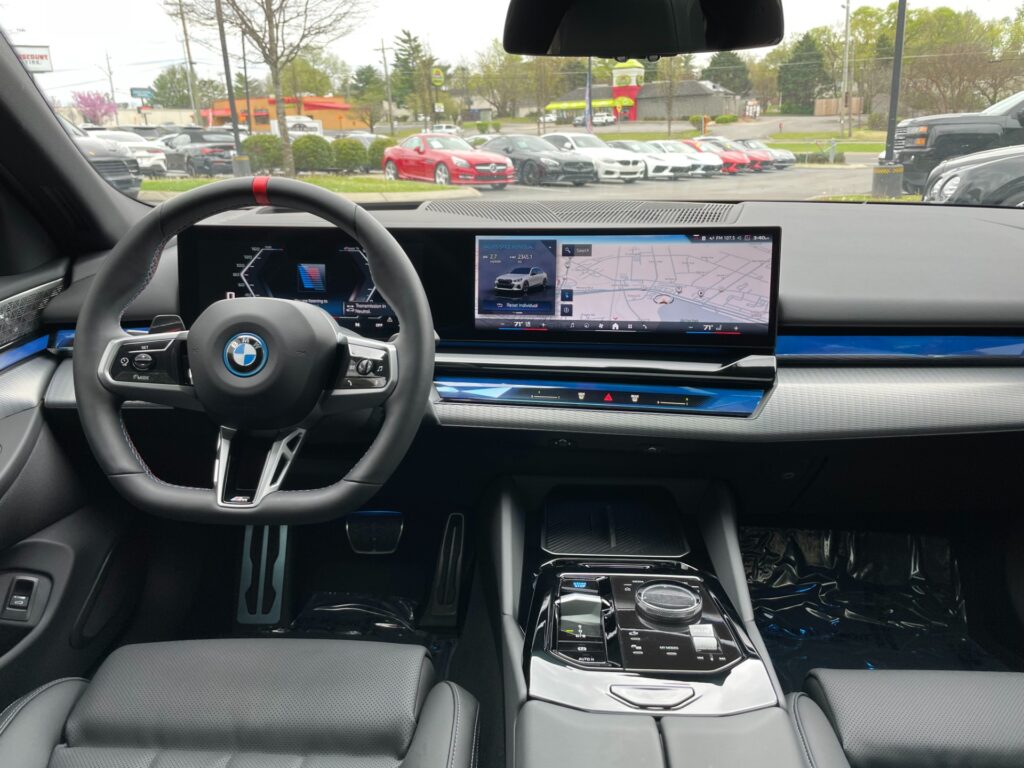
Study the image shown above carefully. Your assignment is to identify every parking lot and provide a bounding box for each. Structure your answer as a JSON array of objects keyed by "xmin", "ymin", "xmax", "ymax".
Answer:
[{"xmin": 473, "ymin": 162, "xmax": 874, "ymax": 201}]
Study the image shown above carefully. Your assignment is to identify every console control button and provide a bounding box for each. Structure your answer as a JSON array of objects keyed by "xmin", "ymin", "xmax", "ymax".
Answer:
[
  {"xmin": 559, "ymin": 641, "xmax": 607, "ymax": 664},
  {"xmin": 692, "ymin": 636, "xmax": 721, "ymax": 653},
  {"xmin": 690, "ymin": 623, "xmax": 716, "ymax": 637},
  {"xmin": 635, "ymin": 582, "xmax": 702, "ymax": 625},
  {"xmin": 609, "ymin": 685, "xmax": 695, "ymax": 710}
]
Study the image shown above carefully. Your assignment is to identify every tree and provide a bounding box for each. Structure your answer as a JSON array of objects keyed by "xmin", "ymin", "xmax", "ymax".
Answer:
[
  {"xmin": 391, "ymin": 30, "xmax": 432, "ymax": 113},
  {"xmin": 474, "ymin": 39, "xmax": 526, "ymax": 117},
  {"xmin": 778, "ymin": 33, "xmax": 828, "ymax": 115},
  {"xmin": 152, "ymin": 64, "xmax": 226, "ymax": 110},
  {"xmin": 350, "ymin": 66, "xmax": 386, "ymax": 130},
  {"xmin": 188, "ymin": 0, "xmax": 368, "ymax": 175},
  {"xmin": 72, "ymin": 91, "xmax": 116, "ymax": 124},
  {"xmin": 657, "ymin": 56, "xmax": 687, "ymax": 135},
  {"xmin": 277, "ymin": 56, "xmax": 332, "ymax": 97},
  {"xmin": 233, "ymin": 71, "xmax": 265, "ymax": 98},
  {"xmin": 701, "ymin": 51, "xmax": 750, "ymax": 95}
]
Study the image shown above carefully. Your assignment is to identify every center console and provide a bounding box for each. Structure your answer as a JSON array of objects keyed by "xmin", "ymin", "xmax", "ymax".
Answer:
[{"xmin": 526, "ymin": 562, "xmax": 776, "ymax": 715}]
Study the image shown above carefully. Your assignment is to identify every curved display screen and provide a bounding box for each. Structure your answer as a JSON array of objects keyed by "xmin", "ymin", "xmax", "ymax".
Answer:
[{"xmin": 474, "ymin": 233, "xmax": 776, "ymax": 340}]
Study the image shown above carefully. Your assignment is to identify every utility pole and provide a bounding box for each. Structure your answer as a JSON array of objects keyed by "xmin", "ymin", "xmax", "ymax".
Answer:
[
  {"xmin": 884, "ymin": 0, "xmax": 908, "ymax": 164},
  {"xmin": 585, "ymin": 56, "xmax": 593, "ymax": 132},
  {"xmin": 103, "ymin": 51, "xmax": 119, "ymax": 126},
  {"xmin": 380, "ymin": 39, "xmax": 395, "ymax": 135},
  {"xmin": 841, "ymin": 0, "xmax": 853, "ymax": 138},
  {"xmin": 241, "ymin": 35, "xmax": 254, "ymax": 133},
  {"xmin": 214, "ymin": 0, "xmax": 243, "ymax": 166},
  {"xmin": 176, "ymin": 0, "xmax": 201, "ymax": 125}
]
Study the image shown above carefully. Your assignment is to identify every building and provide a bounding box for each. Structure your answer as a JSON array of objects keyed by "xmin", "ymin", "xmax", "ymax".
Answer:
[
  {"xmin": 636, "ymin": 80, "xmax": 741, "ymax": 120},
  {"xmin": 203, "ymin": 95, "xmax": 361, "ymax": 132}
]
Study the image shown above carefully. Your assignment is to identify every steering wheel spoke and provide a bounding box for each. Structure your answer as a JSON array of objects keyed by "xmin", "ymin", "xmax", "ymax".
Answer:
[
  {"xmin": 99, "ymin": 331, "xmax": 201, "ymax": 410},
  {"xmin": 322, "ymin": 333, "xmax": 399, "ymax": 413},
  {"xmin": 214, "ymin": 426, "xmax": 306, "ymax": 508}
]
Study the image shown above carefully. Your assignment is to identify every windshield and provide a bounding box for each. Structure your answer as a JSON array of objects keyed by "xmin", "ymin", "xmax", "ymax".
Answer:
[
  {"xmin": 10, "ymin": 0, "xmax": 1024, "ymax": 207},
  {"xmin": 568, "ymin": 135, "xmax": 606, "ymax": 149},
  {"xmin": 425, "ymin": 136, "xmax": 471, "ymax": 150},
  {"xmin": 509, "ymin": 267, "xmax": 531, "ymax": 274},
  {"xmin": 510, "ymin": 136, "xmax": 555, "ymax": 152}
]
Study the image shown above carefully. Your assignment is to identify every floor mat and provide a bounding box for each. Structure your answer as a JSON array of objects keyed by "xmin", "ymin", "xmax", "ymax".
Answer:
[{"xmin": 741, "ymin": 527, "xmax": 1006, "ymax": 692}]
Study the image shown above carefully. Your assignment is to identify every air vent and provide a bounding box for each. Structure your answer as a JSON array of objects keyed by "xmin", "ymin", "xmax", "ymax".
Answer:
[{"xmin": 421, "ymin": 199, "xmax": 738, "ymax": 224}]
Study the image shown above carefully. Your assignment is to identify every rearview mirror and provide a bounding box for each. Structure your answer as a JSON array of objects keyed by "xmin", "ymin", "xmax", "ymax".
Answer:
[
  {"xmin": 415, "ymin": 145, "xmax": 425, "ymax": 154},
  {"xmin": 504, "ymin": 0, "xmax": 783, "ymax": 58}
]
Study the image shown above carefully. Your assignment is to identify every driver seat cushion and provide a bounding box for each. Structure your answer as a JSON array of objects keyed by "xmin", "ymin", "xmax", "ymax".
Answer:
[{"xmin": 0, "ymin": 638, "xmax": 479, "ymax": 768}]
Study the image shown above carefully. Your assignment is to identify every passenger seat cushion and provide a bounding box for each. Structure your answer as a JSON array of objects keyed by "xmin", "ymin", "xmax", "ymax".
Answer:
[
  {"xmin": 805, "ymin": 669, "xmax": 1024, "ymax": 768},
  {"xmin": 64, "ymin": 638, "xmax": 435, "ymax": 757}
]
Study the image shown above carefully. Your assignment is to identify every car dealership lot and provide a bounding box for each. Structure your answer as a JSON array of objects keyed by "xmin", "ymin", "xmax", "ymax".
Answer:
[{"xmin": 476, "ymin": 163, "xmax": 874, "ymax": 201}]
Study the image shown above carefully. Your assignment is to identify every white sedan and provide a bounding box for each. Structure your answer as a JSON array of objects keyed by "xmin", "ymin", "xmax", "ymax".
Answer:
[
  {"xmin": 648, "ymin": 140, "xmax": 724, "ymax": 176},
  {"xmin": 542, "ymin": 133, "xmax": 643, "ymax": 182},
  {"xmin": 89, "ymin": 130, "xmax": 168, "ymax": 175},
  {"xmin": 607, "ymin": 139, "xmax": 693, "ymax": 179}
]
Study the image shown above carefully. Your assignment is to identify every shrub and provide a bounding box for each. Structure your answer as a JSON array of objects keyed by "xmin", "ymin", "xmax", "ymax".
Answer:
[
  {"xmin": 292, "ymin": 135, "xmax": 333, "ymax": 172},
  {"xmin": 476, "ymin": 121, "xmax": 489, "ymax": 134},
  {"xmin": 241, "ymin": 134, "xmax": 283, "ymax": 173},
  {"xmin": 715, "ymin": 114, "xmax": 738, "ymax": 124},
  {"xmin": 332, "ymin": 138, "xmax": 368, "ymax": 173},
  {"xmin": 689, "ymin": 115, "xmax": 704, "ymax": 128},
  {"xmin": 867, "ymin": 112, "xmax": 886, "ymax": 131},
  {"xmin": 368, "ymin": 136, "xmax": 396, "ymax": 170},
  {"xmin": 794, "ymin": 151, "xmax": 846, "ymax": 164},
  {"xmin": 490, "ymin": 121, "xmax": 502, "ymax": 133}
]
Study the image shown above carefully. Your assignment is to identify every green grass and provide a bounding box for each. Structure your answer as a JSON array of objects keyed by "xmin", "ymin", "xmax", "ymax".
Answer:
[
  {"xmin": 816, "ymin": 194, "xmax": 923, "ymax": 203},
  {"xmin": 768, "ymin": 141, "xmax": 885, "ymax": 155},
  {"xmin": 770, "ymin": 129, "xmax": 886, "ymax": 141},
  {"xmin": 142, "ymin": 175, "xmax": 451, "ymax": 193}
]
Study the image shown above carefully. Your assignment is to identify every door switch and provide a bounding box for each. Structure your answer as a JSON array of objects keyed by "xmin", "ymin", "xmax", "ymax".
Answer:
[{"xmin": 5, "ymin": 577, "xmax": 37, "ymax": 620}]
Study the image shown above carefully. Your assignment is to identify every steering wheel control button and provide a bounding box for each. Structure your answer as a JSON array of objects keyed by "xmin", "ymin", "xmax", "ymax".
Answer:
[
  {"xmin": 609, "ymin": 685, "xmax": 695, "ymax": 710},
  {"xmin": 107, "ymin": 337, "xmax": 183, "ymax": 385},
  {"xmin": 223, "ymin": 333, "xmax": 268, "ymax": 378},
  {"xmin": 131, "ymin": 352, "xmax": 154, "ymax": 371},
  {"xmin": 355, "ymin": 358, "xmax": 374, "ymax": 376},
  {"xmin": 635, "ymin": 582, "xmax": 703, "ymax": 625}
]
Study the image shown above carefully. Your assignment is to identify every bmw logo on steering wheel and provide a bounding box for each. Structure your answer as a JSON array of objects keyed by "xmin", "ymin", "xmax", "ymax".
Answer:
[{"xmin": 223, "ymin": 333, "xmax": 268, "ymax": 377}]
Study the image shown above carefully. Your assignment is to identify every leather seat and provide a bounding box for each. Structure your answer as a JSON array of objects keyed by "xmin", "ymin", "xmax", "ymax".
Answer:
[
  {"xmin": 0, "ymin": 638, "xmax": 479, "ymax": 768},
  {"xmin": 790, "ymin": 668, "xmax": 1024, "ymax": 768}
]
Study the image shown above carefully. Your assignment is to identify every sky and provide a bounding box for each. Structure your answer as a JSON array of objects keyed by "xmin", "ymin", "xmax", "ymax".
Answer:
[{"xmin": 2, "ymin": 0, "xmax": 1022, "ymax": 104}]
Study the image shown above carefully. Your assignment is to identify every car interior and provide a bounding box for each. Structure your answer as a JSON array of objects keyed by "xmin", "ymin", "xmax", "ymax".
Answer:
[{"xmin": 1, "ymin": 1, "xmax": 1023, "ymax": 767}]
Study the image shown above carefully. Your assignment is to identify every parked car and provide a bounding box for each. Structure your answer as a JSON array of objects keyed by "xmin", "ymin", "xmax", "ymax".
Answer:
[
  {"xmin": 481, "ymin": 134, "xmax": 596, "ymax": 186},
  {"xmin": 593, "ymin": 112, "xmax": 616, "ymax": 126},
  {"xmin": 538, "ymin": 113, "xmax": 557, "ymax": 124},
  {"xmin": 59, "ymin": 117, "xmax": 142, "ymax": 197},
  {"xmin": 647, "ymin": 139, "xmax": 724, "ymax": 176},
  {"xmin": 542, "ymin": 132, "xmax": 643, "ymax": 182},
  {"xmin": 891, "ymin": 90, "xmax": 1024, "ymax": 192},
  {"xmin": 431, "ymin": 123, "xmax": 462, "ymax": 135},
  {"xmin": 607, "ymin": 139, "xmax": 693, "ymax": 179},
  {"xmin": 464, "ymin": 134, "xmax": 490, "ymax": 148},
  {"xmin": 924, "ymin": 144, "xmax": 1024, "ymax": 206},
  {"xmin": 735, "ymin": 138, "xmax": 796, "ymax": 169},
  {"xmin": 88, "ymin": 130, "xmax": 168, "ymax": 176},
  {"xmin": 382, "ymin": 133, "xmax": 517, "ymax": 188},
  {"xmin": 494, "ymin": 266, "xmax": 548, "ymax": 295},
  {"xmin": 685, "ymin": 137, "xmax": 750, "ymax": 174},
  {"xmin": 125, "ymin": 125, "xmax": 179, "ymax": 140},
  {"xmin": 698, "ymin": 136, "xmax": 772, "ymax": 170},
  {"xmin": 158, "ymin": 130, "xmax": 235, "ymax": 175},
  {"xmin": 340, "ymin": 131, "xmax": 377, "ymax": 149}
]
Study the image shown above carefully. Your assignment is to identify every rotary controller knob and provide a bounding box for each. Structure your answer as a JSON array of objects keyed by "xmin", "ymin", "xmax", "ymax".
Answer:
[{"xmin": 635, "ymin": 582, "xmax": 702, "ymax": 625}]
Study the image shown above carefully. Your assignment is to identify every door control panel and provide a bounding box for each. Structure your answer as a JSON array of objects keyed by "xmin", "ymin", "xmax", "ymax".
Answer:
[{"xmin": 551, "ymin": 573, "xmax": 742, "ymax": 675}]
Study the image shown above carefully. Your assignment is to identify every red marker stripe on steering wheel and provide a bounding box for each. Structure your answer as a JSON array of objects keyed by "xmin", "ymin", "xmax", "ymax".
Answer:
[{"xmin": 252, "ymin": 176, "xmax": 271, "ymax": 206}]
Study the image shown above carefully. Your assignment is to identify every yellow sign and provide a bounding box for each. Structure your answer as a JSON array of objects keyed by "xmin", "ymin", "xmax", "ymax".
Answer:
[{"xmin": 431, "ymin": 67, "xmax": 445, "ymax": 87}]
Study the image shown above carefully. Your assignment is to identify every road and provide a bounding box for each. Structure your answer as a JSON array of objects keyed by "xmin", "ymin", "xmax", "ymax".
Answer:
[{"xmin": 472, "ymin": 164, "xmax": 873, "ymax": 201}]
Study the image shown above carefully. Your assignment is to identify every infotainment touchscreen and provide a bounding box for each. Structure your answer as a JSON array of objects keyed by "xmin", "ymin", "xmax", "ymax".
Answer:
[{"xmin": 474, "ymin": 232, "xmax": 777, "ymax": 344}]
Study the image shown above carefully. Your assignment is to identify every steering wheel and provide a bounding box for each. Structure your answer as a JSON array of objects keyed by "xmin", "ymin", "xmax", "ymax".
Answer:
[{"xmin": 72, "ymin": 177, "xmax": 434, "ymax": 524}]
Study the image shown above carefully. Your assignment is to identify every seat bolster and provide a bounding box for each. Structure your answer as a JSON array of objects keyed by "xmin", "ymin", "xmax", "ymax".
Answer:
[
  {"xmin": 0, "ymin": 679, "xmax": 88, "ymax": 768},
  {"xmin": 787, "ymin": 692, "xmax": 852, "ymax": 768},
  {"xmin": 402, "ymin": 681, "xmax": 479, "ymax": 768}
]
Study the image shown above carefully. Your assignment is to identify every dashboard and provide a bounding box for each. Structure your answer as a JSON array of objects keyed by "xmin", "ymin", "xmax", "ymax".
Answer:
[{"xmin": 179, "ymin": 225, "xmax": 780, "ymax": 352}]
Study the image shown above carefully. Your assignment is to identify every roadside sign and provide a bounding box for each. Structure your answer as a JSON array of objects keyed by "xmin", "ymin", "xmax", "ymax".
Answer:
[
  {"xmin": 434, "ymin": 102, "xmax": 444, "ymax": 114},
  {"xmin": 130, "ymin": 87, "xmax": 154, "ymax": 100},
  {"xmin": 431, "ymin": 67, "xmax": 445, "ymax": 87},
  {"xmin": 15, "ymin": 46, "xmax": 52, "ymax": 73}
]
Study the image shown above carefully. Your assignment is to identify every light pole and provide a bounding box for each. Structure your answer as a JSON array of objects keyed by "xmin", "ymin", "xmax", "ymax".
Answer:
[
  {"xmin": 841, "ymin": 0, "xmax": 852, "ymax": 138},
  {"xmin": 241, "ymin": 35, "xmax": 253, "ymax": 134},
  {"xmin": 380, "ymin": 39, "xmax": 395, "ymax": 135}
]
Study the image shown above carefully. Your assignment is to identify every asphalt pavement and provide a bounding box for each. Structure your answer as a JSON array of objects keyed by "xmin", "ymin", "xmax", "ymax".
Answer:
[{"xmin": 473, "ymin": 164, "xmax": 873, "ymax": 201}]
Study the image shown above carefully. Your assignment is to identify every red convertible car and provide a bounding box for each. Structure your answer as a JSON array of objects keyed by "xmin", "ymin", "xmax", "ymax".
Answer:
[{"xmin": 383, "ymin": 134, "xmax": 517, "ymax": 188}]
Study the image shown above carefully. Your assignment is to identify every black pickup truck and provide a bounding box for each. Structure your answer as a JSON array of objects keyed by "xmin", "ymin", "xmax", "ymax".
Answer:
[{"xmin": 893, "ymin": 90, "xmax": 1024, "ymax": 192}]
